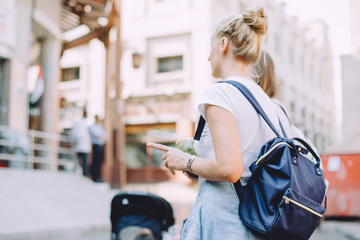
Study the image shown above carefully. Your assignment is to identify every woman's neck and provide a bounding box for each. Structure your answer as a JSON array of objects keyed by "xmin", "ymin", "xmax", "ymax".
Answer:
[{"xmin": 221, "ymin": 58, "xmax": 250, "ymax": 79}]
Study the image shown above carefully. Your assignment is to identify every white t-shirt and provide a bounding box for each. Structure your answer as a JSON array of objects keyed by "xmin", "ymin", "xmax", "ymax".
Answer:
[
  {"xmin": 194, "ymin": 76, "xmax": 282, "ymax": 178},
  {"xmin": 70, "ymin": 117, "xmax": 92, "ymax": 153}
]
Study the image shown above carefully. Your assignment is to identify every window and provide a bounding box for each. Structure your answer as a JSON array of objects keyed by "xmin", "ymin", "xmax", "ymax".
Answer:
[
  {"xmin": 319, "ymin": 118, "xmax": 323, "ymax": 131},
  {"xmin": 147, "ymin": 34, "xmax": 190, "ymax": 87},
  {"xmin": 157, "ymin": 56, "xmax": 183, "ymax": 73},
  {"xmin": 61, "ymin": 67, "xmax": 80, "ymax": 82},
  {"xmin": 290, "ymin": 101, "xmax": 295, "ymax": 116},
  {"xmin": 301, "ymin": 108, "xmax": 306, "ymax": 118},
  {"xmin": 314, "ymin": 134, "xmax": 318, "ymax": 149},
  {"xmin": 300, "ymin": 55, "xmax": 304, "ymax": 74},
  {"xmin": 311, "ymin": 113, "xmax": 315, "ymax": 128},
  {"xmin": 303, "ymin": 129, "xmax": 308, "ymax": 138}
]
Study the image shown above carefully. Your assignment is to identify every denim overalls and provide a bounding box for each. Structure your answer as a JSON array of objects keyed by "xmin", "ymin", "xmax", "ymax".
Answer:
[
  {"xmin": 182, "ymin": 77, "xmax": 276, "ymax": 239},
  {"xmin": 179, "ymin": 177, "xmax": 258, "ymax": 240}
]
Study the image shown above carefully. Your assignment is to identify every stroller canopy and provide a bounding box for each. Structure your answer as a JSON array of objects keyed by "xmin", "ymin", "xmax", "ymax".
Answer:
[{"xmin": 110, "ymin": 191, "xmax": 175, "ymax": 240}]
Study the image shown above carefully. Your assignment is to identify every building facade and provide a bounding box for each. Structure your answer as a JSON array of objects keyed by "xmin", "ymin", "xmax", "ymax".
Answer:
[
  {"xmin": 0, "ymin": 0, "xmax": 32, "ymax": 130},
  {"xmin": 335, "ymin": 0, "xmax": 360, "ymax": 152},
  {"xmin": 0, "ymin": 0, "xmax": 62, "ymax": 134},
  {"xmin": 59, "ymin": 38, "xmax": 106, "ymax": 130},
  {"xmin": 121, "ymin": 0, "xmax": 219, "ymax": 181},
  {"xmin": 243, "ymin": 0, "xmax": 336, "ymax": 151},
  {"xmin": 120, "ymin": 0, "xmax": 336, "ymax": 181}
]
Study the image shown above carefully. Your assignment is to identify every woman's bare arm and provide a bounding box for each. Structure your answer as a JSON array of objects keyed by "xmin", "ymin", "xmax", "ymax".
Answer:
[{"xmin": 147, "ymin": 104, "xmax": 243, "ymax": 183}]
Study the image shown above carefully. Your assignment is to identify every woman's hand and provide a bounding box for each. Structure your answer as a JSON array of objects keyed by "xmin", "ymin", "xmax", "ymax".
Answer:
[
  {"xmin": 147, "ymin": 104, "xmax": 244, "ymax": 183},
  {"xmin": 147, "ymin": 142, "xmax": 193, "ymax": 175}
]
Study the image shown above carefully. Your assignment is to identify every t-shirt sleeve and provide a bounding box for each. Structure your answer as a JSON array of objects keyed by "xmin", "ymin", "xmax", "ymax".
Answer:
[{"xmin": 198, "ymin": 83, "xmax": 235, "ymax": 120}]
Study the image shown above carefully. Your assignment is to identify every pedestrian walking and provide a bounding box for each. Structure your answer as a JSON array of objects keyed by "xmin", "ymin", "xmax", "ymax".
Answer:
[
  {"xmin": 70, "ymin": 110, "xmax": 92, "ymax": 176},
  {"xmin": 89, "ymin": 115, "xmax": 107, "ymax": 182},
  {"xmin": 147, "ymin": 6, "xmax": 273, "ymax": 239}
]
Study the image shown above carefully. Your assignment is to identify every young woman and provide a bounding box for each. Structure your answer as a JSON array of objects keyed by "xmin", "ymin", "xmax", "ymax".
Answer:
[{"xmin": 147, "ymin": 7, "xmax": 278, "ymax": 239}]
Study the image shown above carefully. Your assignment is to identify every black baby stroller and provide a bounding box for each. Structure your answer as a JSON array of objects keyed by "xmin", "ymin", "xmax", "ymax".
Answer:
[{"xmin": 110, "ymin": 191, "xmax": 175, "ymax": 240}]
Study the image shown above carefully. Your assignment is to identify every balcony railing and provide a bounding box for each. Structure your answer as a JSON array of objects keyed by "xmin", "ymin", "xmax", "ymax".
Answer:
[{"xmin": 0, "ymin": 125, "xmax": 77, "ymax": 171}]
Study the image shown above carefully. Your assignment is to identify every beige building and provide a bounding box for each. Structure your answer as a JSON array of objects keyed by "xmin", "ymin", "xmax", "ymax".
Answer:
[
  {"xmin": 243, "ymin": 0, "xmax": 336, "ymax": 151},
  {"xmin": 59, "ymin": 38, "xmax": 106, "ymax": 130},
  {"xmin": 349, "ymin": 0, "xmax": 360, "ymax": 54},
  {"xmin": 120, "ymin": 0, "xmax": 336, "ymax": 181},
  {"xmin": 0, "ymin": 0, "xmax": 62, "ymax": 133},
  {"xmin": 333, "ymin": 0, "xmax": 360, "ymax": 153}
]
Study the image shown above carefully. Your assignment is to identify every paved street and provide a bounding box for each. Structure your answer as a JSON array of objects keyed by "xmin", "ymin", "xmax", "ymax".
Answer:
[
  {"xmin": 1, "ymin": 170, "xmax": 359, "ymax": 240},
  {"xmin": 26, "ymin": 220, "xmax": 360, "ymax": 240},
  {"xmin": 312, "ymin": 220, "xmax": 360, "ymax": 240}
]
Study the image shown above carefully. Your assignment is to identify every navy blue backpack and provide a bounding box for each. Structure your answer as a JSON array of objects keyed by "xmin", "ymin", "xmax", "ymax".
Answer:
[{"xmin": 194, "ymin": 80, "xmax": 327, "ymax": 240}]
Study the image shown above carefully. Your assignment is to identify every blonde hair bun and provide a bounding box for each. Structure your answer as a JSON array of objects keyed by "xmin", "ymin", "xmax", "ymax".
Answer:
[
  {"xmin": 243, "ymin": 6, "xmax": 268, "ymax": 35},
  {"xmin": 214, "ymin": 6, "xmax": 268, "ymax": 64}
]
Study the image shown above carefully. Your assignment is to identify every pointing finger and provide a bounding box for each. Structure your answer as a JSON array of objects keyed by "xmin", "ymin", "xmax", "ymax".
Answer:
[{"xmin": 147, "ymin": 142, "xmax": 171, "ymax": 152}]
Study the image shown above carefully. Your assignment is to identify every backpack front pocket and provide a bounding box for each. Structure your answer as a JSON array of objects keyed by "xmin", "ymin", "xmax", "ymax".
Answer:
[{"xmin": 275, "ymin": 188, "xmax": 325, "ymax": 240}]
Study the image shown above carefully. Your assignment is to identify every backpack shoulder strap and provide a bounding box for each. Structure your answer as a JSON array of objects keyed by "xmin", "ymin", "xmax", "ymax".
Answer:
[
  {"xmin": 221, "ymin": 80, "xmax": 281, "ymax": 137},
  {"xmin": 273, "ymin": 99, "xmax": 292, "ymax": 124},
  {"xmin": 194, "ymin": 115, "xmax": 206, "ymax": 141}
]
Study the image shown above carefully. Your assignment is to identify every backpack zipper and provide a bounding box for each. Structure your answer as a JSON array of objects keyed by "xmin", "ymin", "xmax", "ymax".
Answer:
[
  {"xmin": 283, "ymin": 196, "xmax": 323, "ymax": 218},
  {"xmin": 256, "ymin": 142, "xmax": 292, "ymax": 165}
]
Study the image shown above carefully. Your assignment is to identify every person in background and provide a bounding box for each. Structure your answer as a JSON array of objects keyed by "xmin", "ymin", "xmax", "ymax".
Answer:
[
  {"xmin": 70, "ymin": 110, "xmax": 92, "ymax": 176},
  {"xmin": 147, "ymin": 6, "xmax": 271, "ymax": 239},
  {"xmin": 89, "ymin": 115, "xmax": 107, "ymax": 182}
]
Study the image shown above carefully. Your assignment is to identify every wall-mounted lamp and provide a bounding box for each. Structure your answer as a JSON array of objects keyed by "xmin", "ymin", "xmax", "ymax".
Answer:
[{"xmin": 132, "ymin": 52, "xmax": 143, "ymax": 69}]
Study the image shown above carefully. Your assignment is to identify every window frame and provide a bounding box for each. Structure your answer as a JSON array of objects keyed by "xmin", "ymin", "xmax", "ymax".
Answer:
[
  {"xmin": 61, "ymin": 66, "xmax": 80, "ymax": 82},
  {"xmin": 147, "ymin": 34, "xmax": 190, "ymax": 87}
]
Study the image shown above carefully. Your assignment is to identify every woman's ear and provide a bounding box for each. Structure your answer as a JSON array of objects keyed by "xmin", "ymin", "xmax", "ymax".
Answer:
[{"xmin": 220, "ymin": 37, "xmax": 229, "ymax": 55}]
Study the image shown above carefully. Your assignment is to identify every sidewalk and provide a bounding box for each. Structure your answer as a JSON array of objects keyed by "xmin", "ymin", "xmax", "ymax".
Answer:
[
  {"xmin": 1, "ymin": 168, "xmax": 359, "ymax": 240},
  {"xmin": 0, "ymin": 169, "xmax": 115, "ymax": 240},
  {"xmin": 0, "ymin": 169, "xmax": 197, "ymax": 240},
  {"xmin": 312, "ymin": 220, "xmax": 360, "ymax": 240}
]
